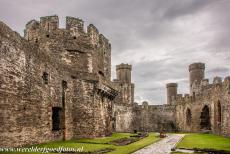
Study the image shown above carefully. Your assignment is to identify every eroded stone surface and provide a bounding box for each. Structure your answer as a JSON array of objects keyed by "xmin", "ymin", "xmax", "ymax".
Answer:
[{"xmin": 0, "ymin": 16, "xmax": 118, "ymax": 147}]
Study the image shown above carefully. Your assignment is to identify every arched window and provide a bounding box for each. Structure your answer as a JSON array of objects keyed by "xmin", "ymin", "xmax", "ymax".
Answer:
[
  {"xmin": 217, "ymin": 101, "xmax": 221, "ymax": 123},
  {"xmin": 186, "ymin": 108, "xmax": 192, "ymax": 126},
  {"xmin": 200, "ymin": 105, "xmax": 211, "ymax": 130}
]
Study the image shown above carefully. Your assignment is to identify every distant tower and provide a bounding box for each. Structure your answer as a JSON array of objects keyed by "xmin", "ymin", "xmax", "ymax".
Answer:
[
  {"xmin": 189, "ymin": 63, "xmax": 205, "ymax": 94},
  {"xmin": 166, "ymin": 83, "xmax": 178, "ymax": 105},
  {"xmin": 116, "ymin": 63, "xmax": 132, "ymax": 83}
]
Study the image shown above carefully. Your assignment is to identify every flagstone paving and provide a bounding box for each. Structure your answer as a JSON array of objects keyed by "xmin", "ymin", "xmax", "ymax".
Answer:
[{"xmin": 133, "ymin": 134, "xmax": 185, "ymax": 154}]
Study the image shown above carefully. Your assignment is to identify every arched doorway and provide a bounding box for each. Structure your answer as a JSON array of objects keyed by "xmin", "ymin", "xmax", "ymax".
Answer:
[
  {"xmin": 186, "ymin": 108, "xmax": 192, "ymax": 126},
  {"xmin": 200, "ymin": 105, "xmax": 211, "ymax": 130}
]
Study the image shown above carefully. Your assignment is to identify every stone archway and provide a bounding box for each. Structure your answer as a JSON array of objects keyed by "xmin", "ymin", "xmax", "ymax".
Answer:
[
  {"xmin": 186, "ymin": 108, "xmax": 192, "ymax": 126},
  {"xmin": 200, "ymin": 105, "xmax": 211, "ymax": 130}
]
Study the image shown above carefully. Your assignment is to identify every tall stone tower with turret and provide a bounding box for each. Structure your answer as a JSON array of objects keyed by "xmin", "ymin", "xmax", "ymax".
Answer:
[
  {"xmin": 166, "ymin": 83, "xmax": 178, "ymax": 105},
  {"xmin": 189, "ymin": 62, "xmax": 205, "ymax": 95},
  {"xmin": 114, "ymin": 63, "xmax": 134, "ymax": 105},
  {"xmin": 112, "ymin": 63, "xmax": 135, "ymax": 132}
]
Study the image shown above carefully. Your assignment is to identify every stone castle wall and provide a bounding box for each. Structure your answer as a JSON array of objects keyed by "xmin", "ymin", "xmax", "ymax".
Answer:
[
  {"xmin": 133, "ymin": 102, "xmax": 176, "ymax": 132},
  {"xmin": 0, "ymin": 16, "xmax": 118, "ymax": 147},
  {"xmin": 174, "ymin": 76, "xmax": 230, "ymax": 137},
  {"xmin": 112, "ymin": 62, "xmax": 230, "ymax": 138},
  {"xmin": 0, "ymin": 15, "xmax": 229, "ymax": 148}
]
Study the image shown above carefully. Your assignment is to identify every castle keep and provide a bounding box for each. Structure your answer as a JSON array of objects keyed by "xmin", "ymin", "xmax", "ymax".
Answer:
[
  {"xmin": 0, "ymin": 15, "xmax": 229, "ymax": 148},
  {"xmin": 0, "ymin": 15, "xmax": 118, "ymax": 147}
]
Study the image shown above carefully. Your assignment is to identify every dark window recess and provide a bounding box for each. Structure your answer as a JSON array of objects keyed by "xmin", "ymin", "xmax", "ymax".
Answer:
[
  {"xmin": 46, "ymin": 34, "xmax": 50, "ymax": 38},
  {"xmin": 101, "ymin": 96, "xmax": 105, "ymax": 103},
  {"xmin": 73, "ymin": 36, "xmax": 77, "ymax": 39},
  {"xmin": 62, "ymin": 80, "xmax": 67, "ymax": 106},
  {"xmin": 200, "ymin": 105, "xmax": 211, "ymax": 130},
  {"xmin": 98, "ymin": 71, "xmax": 104, "ymax": 77},
  {"xmin": 217, "ymin": 101, "xmax": 221, "ymax": 123},
  {"xmin": 42, "ymin": 72, "xmax": 49, "ymax": 84},
  {"xmin": 62, "ymin": 80, "xmax": 68, "ymax": 89},
  {"xmin": 186, "ymin": 108, "xmax": 192, "ymax": 126},
  {"xmin": 52, "ymin": 107, "xmax": 62, "ymax": 131}
]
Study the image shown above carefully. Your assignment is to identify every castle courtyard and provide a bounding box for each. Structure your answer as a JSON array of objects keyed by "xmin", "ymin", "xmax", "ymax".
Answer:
[{"xmin": 0, "ymin": 0, "xmax": 230, "ymax": 154}]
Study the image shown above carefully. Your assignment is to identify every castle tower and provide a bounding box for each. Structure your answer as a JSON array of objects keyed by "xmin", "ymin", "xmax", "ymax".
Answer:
[
  {"xmin": 116, "ymin": 63, "xmax": 132, "ymax": 83},
  {"xmin": 189, "ymin": 63, "xmax": 205, "ymax": 94},
  {"xmin": 166, "ymin": 83, "xmax": 178, "ymax": 105}
]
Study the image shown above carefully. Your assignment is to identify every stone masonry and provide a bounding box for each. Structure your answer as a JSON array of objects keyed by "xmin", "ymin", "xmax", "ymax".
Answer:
[
  {"xmin": 0, "ymin": 15, "xmax": 229, "ymax": 148},
  {"xmin": 116, "ymin": 62, "xmax": 230, "ymax": 138},
  {"xmin": 0, "ymin": 15, "xmax": 118, "ymax": 147}
]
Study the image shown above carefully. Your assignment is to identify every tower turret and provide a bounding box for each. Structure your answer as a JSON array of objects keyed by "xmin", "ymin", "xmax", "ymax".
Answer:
[
  {"xmin": 189, "ymin": 63, "xmax": 205, "ymax": 94},
  {"xmin": 116, "ymin": 63, "xmax": 132, "ymax": 83},
  {"xmin": 166, "ymin": 83, "xmax": 178, "ymax": 105},
  {"xmin": 66, "ymin": 16, "xmax": 84, "ymax": 33}
]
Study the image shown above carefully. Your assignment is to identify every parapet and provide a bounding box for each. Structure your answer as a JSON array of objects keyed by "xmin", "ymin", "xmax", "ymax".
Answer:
[
  {"xmin": 25, "ymin": 20, "xmax": 40, "ymax": 29},
  {"xmin": 189, "ymin": 62, "xmax": 205, "ymax": 72},
  {"xmin": 24, "ymin": 15, "xmax": 111, "ymax": 49},
  {"xmin": 40, "ymin": 15, "xmax": 59, "ymax": 31},
  {"xmin": 166, "ymin": 83, "xmax": 178, "ymax": 88},
  {"xmin": 87, "ymin": 24, "xmax": 99, "ymax": 46},
  {"xmin": 66, "ymin": 16, "xmax": 84, "ymax": 32},
  {"xmin": 142, "ymin": 101, "xmax": 149, "ymax": 109},
  {"xmin": 213, "ymin": 76, "xmax": 222, "ymax": 84},
  {"xmin": 116, "ymin": 63, "xmax": 132, "ymax": 71},
  {"xmin": 201, "ymin": 79, "xmax": 209, "ymax": 86},
  {"xmin": 176, "ymin": 94, "xmax": 183, "ymax": 100},
  {"xmin": 224, "ymin": 76, "xmax": 230, "ymax": 82}
]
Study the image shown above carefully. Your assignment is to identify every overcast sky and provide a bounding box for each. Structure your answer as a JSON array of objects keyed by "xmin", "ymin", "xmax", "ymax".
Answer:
[{"xmin": 0, "ymin": 0, "xmax": 230, "ymax": 104}]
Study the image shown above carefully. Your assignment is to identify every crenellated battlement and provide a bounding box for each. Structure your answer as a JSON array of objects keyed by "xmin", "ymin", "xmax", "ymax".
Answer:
[
  {"xmin": 116, "ymin": 63, "xmax": 132, "ymax": 70},
  {"xmin": 189, "ymin": 62, "xmax": 205, "ymax": 72},
  {"xmin": 171, "ymin": 74, "xmax": 230, "ymax": 105},
  {"xmin": 66, "ymin": 16, "xmax": 84, "ymax": 32},
  {"xmin": 168, "ymin": 62, "xmax": 230, "ymax": 105},
  {"xmin": 24, "ymin": 15, "xmax": 110, "ymax": 49},
  {"xmin": 40, "ymin": 15, "xmax": 59, "ymax": 31}
]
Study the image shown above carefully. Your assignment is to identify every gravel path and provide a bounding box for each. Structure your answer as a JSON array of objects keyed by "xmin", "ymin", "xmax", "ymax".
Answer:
[{"xmin": 133, "ymin": 134, "xmax": 185, "ymax": 154}]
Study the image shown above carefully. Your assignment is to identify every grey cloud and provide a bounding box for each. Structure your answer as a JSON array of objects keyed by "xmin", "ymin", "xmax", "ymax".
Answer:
[
  {"xmin": 0, "ymin": 0, "xmax": 229, "ymax": 104},
  {"xmin": 208, "ymin": 67, "xmax": 229, "ymax": 74}
]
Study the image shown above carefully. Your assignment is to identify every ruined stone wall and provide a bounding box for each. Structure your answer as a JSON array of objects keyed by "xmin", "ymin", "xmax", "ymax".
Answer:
[
  {"xmin": 0, "ymin": 15, "xmax": 118, "ymax": 147},
  {"xmin": 133, "ymin": 102, "xmax": 176, "ymax": 132},
  {"xmin": 72, "ymin": 76, "xmax": 116, "ymax": 138},
  {"xmin": 0, "ymin": 21, "xmax": 76, "ymax": 147},
  {"xmin": 113, "ymin": 105, "xmax": 134, "ymax": 132},
  {"xmin": 175, "ymin": 77, "xmax": 230, "ymax": 137}
]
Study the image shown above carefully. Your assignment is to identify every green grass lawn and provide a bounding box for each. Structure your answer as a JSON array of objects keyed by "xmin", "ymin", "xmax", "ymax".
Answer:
[
  {"xmin": 176, "ymin": 133, "xmax": 230, "ymax": 152},
  {"xmin": 75, "ymin": 132, "xmax": 134, "ymax": 144},
  {"xmin": 0, "ymin": 132, "xmax": 160, "ymax": 154},
  {"xmin": 107, "ymin": 133, "xmax": 160, "ymax": 154}
]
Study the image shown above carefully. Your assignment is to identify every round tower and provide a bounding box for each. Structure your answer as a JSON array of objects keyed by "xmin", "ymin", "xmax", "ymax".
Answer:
[
  {"xmin": 116, "ymin": 63, "xmax": 132, "ymax": 83},
  {"xmin": 189, "ymin": 63, "xmax": 205, "ymax": 93},
  {"xmin": 166, "ymin": 83, "xmax": 178, "ymax": 105}
]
